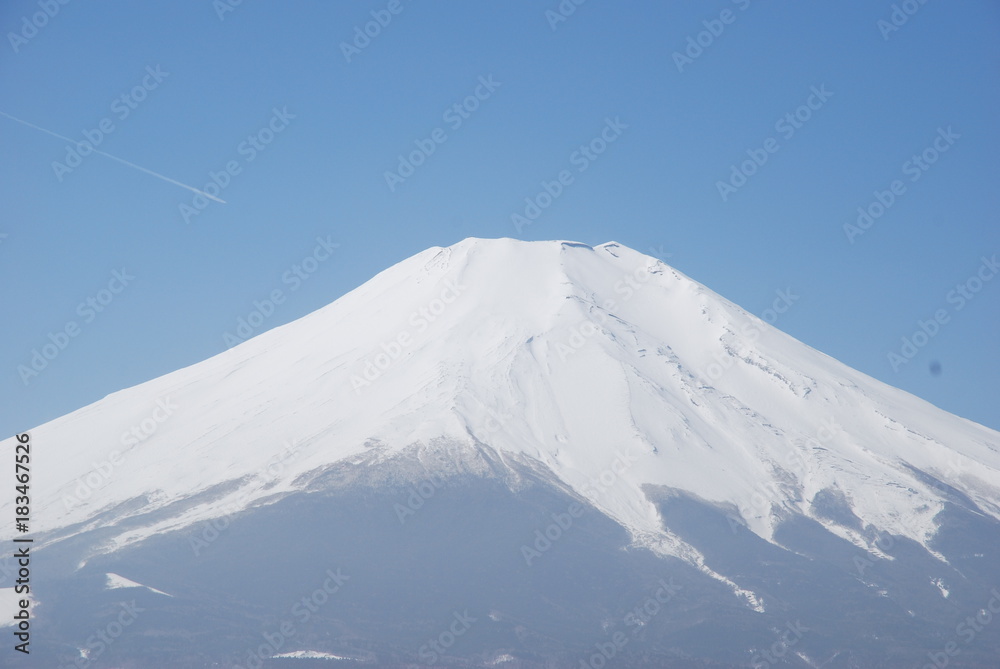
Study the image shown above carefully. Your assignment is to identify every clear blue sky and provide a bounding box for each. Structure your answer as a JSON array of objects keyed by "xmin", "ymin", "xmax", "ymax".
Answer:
[{"xmin": 2, "ymin": 0, "xmax": 998, "ymax": 434}]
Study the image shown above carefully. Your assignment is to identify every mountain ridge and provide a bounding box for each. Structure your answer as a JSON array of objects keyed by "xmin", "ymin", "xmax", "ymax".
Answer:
[
  {"xmin": 7, "ymin": 238, "xmax": 999, "ymax": 561},
  {"xmin": 5, "ymin": 237, "xmax": 1000, "ymax": 667}
]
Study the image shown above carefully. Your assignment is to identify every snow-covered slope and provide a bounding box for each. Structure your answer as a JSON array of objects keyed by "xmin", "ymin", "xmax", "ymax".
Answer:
[{"xmin": 6, "ymin": 238, "xmax": 1000, "ymax": 566}]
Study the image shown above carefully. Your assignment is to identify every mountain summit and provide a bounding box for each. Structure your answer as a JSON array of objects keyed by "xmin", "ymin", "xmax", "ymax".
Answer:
[{"xmin": 6, "ymin": 238, "xmax": 1000, "ymax": 667}]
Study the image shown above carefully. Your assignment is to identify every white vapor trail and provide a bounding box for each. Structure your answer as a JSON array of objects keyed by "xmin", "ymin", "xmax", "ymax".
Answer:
[{"xmin": 0, "ymin": 110, "xmax": 226, "ymax": 204}]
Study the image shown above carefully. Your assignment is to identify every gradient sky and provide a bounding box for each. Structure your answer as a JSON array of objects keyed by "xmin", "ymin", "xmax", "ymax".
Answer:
[{"xmin": 2, "ymin": 0, "xmax": 998, "ymax": 436}]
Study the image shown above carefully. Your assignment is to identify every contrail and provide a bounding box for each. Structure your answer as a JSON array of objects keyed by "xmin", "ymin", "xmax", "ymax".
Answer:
[{"xmin": 0, "ymin": 110, "xmax": 226, "ymax": 204}]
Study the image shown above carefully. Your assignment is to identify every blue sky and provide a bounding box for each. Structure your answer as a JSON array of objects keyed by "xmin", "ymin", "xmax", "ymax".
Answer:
[{"xmin": 1, "ymin": 0, "xmax": 998, "ymax": 434}]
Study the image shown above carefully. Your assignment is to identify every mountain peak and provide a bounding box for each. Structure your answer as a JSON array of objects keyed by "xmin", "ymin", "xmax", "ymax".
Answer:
[
  {"xmin": 7, "ymin": 238, "xmax": 1000, "ymax": 666},
  {"xmin": 10, "ymin": 239, "xmax": 1000, "ymax": 562}
]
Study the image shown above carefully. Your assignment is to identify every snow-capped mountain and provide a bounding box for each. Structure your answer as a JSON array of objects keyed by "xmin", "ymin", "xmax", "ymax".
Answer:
[{"xmin": 4, "ymin": 238, "xmax": 999, "ymax": 668}]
